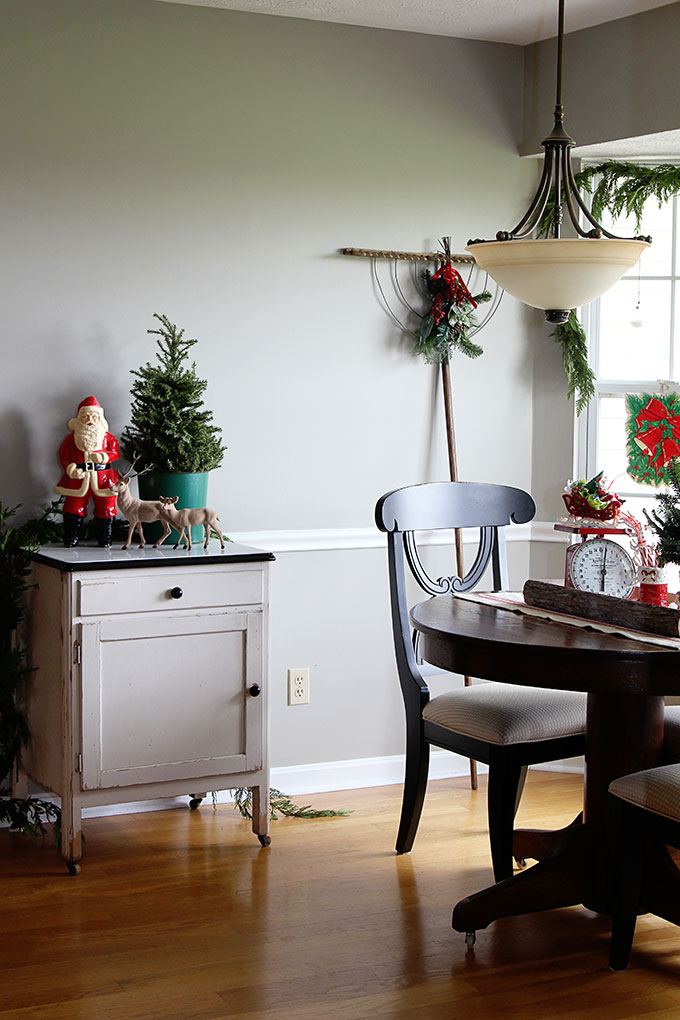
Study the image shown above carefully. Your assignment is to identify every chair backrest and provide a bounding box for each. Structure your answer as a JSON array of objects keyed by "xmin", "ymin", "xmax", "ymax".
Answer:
[{"xmin": 375, "ymin": 481, "xmax": 536, "ymax": 701}]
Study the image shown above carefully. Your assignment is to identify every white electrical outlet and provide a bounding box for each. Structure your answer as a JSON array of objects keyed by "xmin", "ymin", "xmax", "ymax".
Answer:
[{"xmin": 287, "ymin": 667, "xmax": 310, "ymax": 705}]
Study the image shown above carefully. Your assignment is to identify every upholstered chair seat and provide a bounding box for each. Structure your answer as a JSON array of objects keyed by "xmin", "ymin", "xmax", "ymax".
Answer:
[
  {"xmin": 609, "ymin": 763, "xmax": 680, "ymax": 970},
  {"xmin": 423, "ymin": 683, "xmax": 586, "ymax": 746},
  {"xmin": 609, "ymin": 762, "xmax": 680, "ymax": 822}
]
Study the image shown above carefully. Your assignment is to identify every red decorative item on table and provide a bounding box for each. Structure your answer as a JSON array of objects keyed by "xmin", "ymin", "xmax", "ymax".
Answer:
[
  {"xmin": 54, "ymin": 396, "xmax": 119, "ymax": 548},
  {"xmin": 562, "ymin": 472, "xmax": 623, "ymax": 522},
  {"xmin": 638, "ymin": 565, "xmax": 668, "ymax": 606}
]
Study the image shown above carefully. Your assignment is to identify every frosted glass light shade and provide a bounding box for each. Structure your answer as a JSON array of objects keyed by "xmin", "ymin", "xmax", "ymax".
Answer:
[{"xmin": 465, "ymin": 238, "xmax": 650, "ymax": 312}]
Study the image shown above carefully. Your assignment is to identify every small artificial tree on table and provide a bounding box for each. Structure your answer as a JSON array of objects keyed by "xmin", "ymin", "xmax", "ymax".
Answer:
[
  {"xmin": 644, "ymin": 460, "xmax": 680, "ymax": 567},
  {"xmin": 120, "ymin": 314, "xmax": 226, "ymax": 473}
]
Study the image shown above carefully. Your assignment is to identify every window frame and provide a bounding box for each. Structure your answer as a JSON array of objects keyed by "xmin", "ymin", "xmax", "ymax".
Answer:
[{"xmin": 576, "ymin": 167, "xmax": 680, "ymax": 510}]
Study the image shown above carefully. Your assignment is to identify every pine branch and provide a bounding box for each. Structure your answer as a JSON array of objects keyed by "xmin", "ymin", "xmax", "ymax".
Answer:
[
  {"xmin": 539, "ymin": 161, "xmax": 680, "ymax": 237},
  {"xmin": 551, "ymin": 311, "xmax": 595, "ymax": 416},
  {"xmin": 230, "ymin": 787, "xmax": 351, "ymax": 820}
]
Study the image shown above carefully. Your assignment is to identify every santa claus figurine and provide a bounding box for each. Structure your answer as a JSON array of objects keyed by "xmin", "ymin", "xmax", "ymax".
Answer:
[{"xmin": 54, "ymin": 396, "xmax": 120, "ymax": 547}]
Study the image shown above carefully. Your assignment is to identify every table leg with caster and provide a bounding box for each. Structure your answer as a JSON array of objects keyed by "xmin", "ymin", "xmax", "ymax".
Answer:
[
  {"xmin": 189, "ymin": 793, "xmax": 207, "ymax": 810},
  {"xmin": 453, "ymin": 825, "xmax": 588, "ymax": 935}
]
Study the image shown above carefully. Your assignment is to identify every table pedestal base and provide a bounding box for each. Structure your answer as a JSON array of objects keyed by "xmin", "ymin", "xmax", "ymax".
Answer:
[
  {"xmin": 453, "ymin": 825, "xmax": 589, "ymax": 933},
  {"xmin": 453, "ymin": 824, "xmax": 680, "ymax": 934}
]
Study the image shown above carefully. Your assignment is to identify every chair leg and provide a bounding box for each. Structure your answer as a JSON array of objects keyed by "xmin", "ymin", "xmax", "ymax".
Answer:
[
  {"xmin": 487, "ymin": 757, "xmax": 524, "ymax": 883},
  {"xmin": 396, "ymin": 737, "xmax": 430, "ymax": 854},
  {"xmin": 609, "ymin": 799, "xmax": 644, "ymax": 972}
]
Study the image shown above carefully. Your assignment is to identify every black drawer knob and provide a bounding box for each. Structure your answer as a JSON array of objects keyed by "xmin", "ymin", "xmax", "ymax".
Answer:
[
  {"xmin": 248, "ymin": 684, "xmax": 262, "ymax": 697},
  {"xmin": 169, "ymin": 586, "xmax": 183, "ymax": 600}
]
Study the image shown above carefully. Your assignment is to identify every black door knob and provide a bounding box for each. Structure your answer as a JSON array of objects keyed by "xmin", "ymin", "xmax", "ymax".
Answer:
[
  {"xmin": 169, "ymin": 586, "xmax": 183, "ymax": 599},
  {"xmin": 248, "ymin": 684, "xmax": 261, "ymax": 697}
]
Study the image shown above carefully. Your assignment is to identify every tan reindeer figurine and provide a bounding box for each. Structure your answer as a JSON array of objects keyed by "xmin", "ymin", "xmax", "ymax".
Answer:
[
  {"xmin": 109, "ymin": 459, "xmax": 170, "ymax": 549},
  {"xmin": 157, "ymin": 496, "xmax": 225, "ymax": 550}
]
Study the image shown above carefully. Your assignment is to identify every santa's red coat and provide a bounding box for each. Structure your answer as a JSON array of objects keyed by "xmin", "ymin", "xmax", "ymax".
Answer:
[{"xmin": 55, "ymin": 432, "xmax": 119, "ymax": 514}]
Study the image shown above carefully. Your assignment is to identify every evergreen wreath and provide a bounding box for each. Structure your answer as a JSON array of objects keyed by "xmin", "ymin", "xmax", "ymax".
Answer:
[
  {"xmin": 540, "ymin": 162, "xmax": 680, "ymax": 414},
  {"xmin": 416, "ymin": 238, "xmax": 491, "ymax": 363},
  {"xmin": 626, "ymin": 392, "xmax": 680, "ymax": 487},
  {"xmin": 121, "ymin": 314, "xmax": 226, "ymax": 473}
]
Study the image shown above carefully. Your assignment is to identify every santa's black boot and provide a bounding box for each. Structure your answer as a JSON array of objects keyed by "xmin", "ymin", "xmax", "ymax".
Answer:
[
  {"xmin": 96, "ymin": 517, "xmax": 114, "ymax": 547},
  {"xmin": 63, "ymin": 513, "xmax": 83, "ymax": 548}
]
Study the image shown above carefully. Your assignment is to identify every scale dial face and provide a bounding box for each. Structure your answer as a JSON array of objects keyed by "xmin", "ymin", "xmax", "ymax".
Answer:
[{"xmin": 568, "ymin": 537, "xmax": 636, "ymax": 598}]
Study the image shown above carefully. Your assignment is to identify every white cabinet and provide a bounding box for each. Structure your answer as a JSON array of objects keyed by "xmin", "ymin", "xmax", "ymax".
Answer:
[{"xmin": 15, "ymin": 544, "xmax": 273, "ymax": 872}]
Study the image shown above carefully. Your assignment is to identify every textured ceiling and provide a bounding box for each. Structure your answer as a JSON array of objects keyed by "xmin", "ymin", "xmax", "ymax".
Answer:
[
  {"xmin": 156, "ymin": 0, "xmax": 678, "ymax": 45},
  {"xmin": 574, "ymin": 130, "xmax": 680, "ymax": 159}
]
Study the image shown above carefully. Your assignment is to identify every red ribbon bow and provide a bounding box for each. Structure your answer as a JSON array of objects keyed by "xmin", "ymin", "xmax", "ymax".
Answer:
[
  {"xmin": 432, "ymin": 262, "xmax": 477, "ymax": 308},
  {"xmin": 634, "ymin": 397, "xmax": 680, "ymax": 469}
]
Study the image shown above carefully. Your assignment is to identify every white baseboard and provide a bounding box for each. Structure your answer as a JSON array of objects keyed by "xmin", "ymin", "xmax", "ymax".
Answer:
[{"xmin": 2, "ymin": 751, "xmax": 583, "ymax": 823}]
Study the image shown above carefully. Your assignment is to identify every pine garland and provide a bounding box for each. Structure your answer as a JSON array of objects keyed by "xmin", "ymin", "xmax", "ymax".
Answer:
[
  {"xmin": 539, "ymin": 162, "xmax": 680, "ymax": 413},
  {"xmin": 121, "ymin": 314, "xmax": 226, "ymax": 474},
  {"xmin": 540, "ymin": 161, "xmax": 680, "ymax": 238},
  {"xmin": 551, "ymin": 311, "xmax": 595, "ymax": 416}
]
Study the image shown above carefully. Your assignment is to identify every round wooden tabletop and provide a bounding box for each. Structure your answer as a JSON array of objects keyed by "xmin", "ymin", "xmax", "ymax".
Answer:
[{"xmin": 410, "ymin": 596, "xmax": 680, "ymax": 697}]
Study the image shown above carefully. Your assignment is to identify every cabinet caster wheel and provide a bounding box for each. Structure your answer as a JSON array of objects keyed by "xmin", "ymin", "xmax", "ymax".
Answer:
[
  {"xmin": 258, "ymin": 834, "xmax": 271, "ymax": 847},
  {"xmin": 465, "ymin": 931, "xmax": 476, "ymax": 948},
  {"xmin": 189, "ymin": 797, "xmax": 203, "ymax": 810},
  {"xmin": 67, "ymin": 862, "xmax": 81, "ymax": 876},
  {"xmin": 514, "ymin": 856, "xmax": 527, "ymax": 869}
]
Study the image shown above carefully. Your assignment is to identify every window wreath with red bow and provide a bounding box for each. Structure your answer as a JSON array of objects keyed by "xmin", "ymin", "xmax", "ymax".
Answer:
[
  {"xmin": 416, "ymin": 238, "xmax": 491, "ymax": 364},
  {"xmin": 626, "ymin": 392, "xmax": 680, "ymax": 486}
]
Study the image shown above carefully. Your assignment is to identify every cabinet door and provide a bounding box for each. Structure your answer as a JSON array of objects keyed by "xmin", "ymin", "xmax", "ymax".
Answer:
[{"xmin": 79, "ymin": 610, "xmax": 263, "ymax": 790}]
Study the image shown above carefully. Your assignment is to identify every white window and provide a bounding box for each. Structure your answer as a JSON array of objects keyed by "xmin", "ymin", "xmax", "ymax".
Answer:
[{"xmin": 578, "ymin": 173, "xmax": 679, "ymax": 527}]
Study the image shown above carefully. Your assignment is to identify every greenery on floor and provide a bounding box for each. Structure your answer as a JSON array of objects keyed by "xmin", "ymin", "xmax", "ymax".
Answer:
[{"xmin": 230, "ymin": 787, "xmax": 351, "ymax": 820}]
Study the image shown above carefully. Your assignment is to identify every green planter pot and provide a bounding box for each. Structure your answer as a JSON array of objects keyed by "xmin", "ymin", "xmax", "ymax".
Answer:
[{"xmin": 137, "ymin": 471, "xmax": 209, "ymax": 546}]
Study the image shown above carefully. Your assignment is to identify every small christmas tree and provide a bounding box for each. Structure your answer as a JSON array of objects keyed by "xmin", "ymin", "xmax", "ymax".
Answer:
[
  {"xmin": 120, "ymin": 314, "xmax": 226, "ymax": 473},
  {"xmin": 644, "ymin": 460, "xmax": 680, "ymax": 565}
]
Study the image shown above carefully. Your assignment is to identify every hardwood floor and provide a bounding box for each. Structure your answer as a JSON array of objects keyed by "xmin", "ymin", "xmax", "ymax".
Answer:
[{"xmin": 2, "ymin": 771, "xmax": 680, "ymax": 1019}]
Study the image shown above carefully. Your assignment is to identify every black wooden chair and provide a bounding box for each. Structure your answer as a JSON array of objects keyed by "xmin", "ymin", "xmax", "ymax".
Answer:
[
  {"xmin": 375, "ymin": 480, "xmax": 587, "ymax": 882},
  {"xmin": 608, "ymin": 763, "xmax": 680, "ymax": 971}
]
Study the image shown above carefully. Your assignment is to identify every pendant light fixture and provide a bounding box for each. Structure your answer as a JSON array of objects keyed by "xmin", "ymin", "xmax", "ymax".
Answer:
[{"xmin": 466, "ymin": 0, "xmax": 651, "ymax": 325}]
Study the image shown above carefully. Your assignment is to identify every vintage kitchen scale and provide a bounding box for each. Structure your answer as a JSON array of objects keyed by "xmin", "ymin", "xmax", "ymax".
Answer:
[{"xmin": 556, "ymin": 474, "xmax": 637, "ymax": 599}]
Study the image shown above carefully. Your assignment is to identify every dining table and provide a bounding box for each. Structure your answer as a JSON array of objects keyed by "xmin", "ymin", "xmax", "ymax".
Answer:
[{"xmin": 410, "ymin": 593, "xmax": 680, "ymax": 937}]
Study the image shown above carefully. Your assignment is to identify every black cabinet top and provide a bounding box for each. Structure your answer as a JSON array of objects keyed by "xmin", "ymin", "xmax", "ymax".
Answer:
[{"xmin": 31, "ymin": 543, "xmax": 275, "ymax": 571}]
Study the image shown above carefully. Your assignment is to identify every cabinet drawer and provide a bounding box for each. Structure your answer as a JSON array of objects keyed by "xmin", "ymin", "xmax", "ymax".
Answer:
[{"xmin": 77, "ymin": 568, "xmax": 263, "ymax": 616}]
